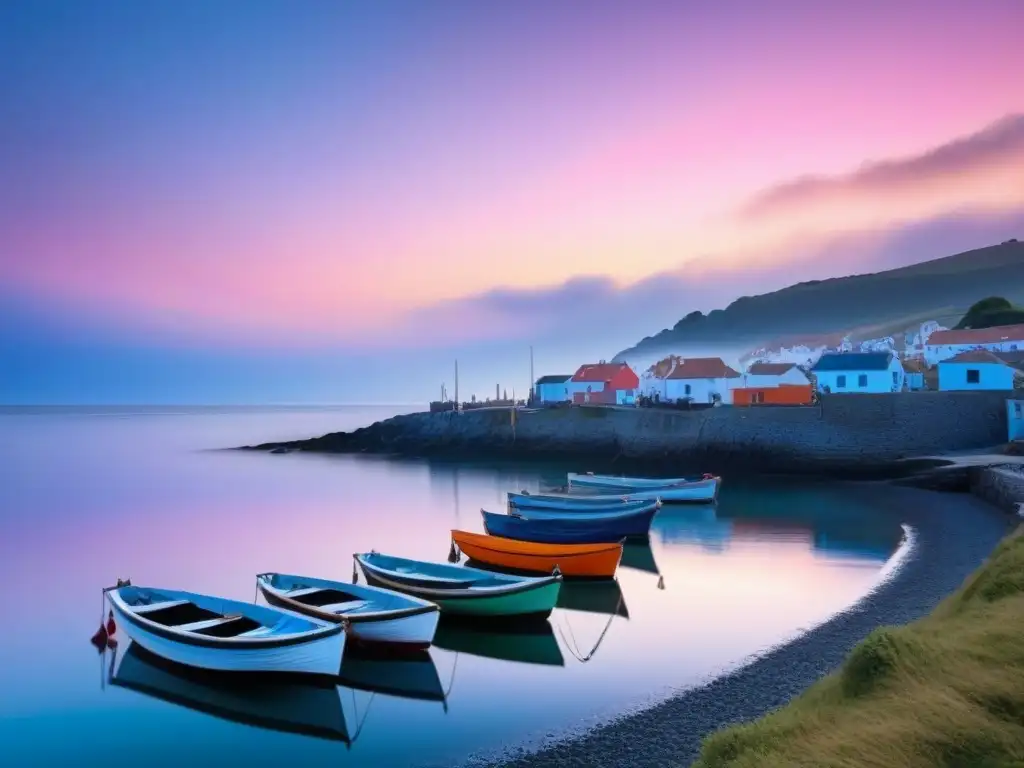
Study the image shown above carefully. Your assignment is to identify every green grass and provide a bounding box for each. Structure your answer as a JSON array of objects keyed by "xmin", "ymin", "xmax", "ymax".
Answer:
[{"xmin": 693, "ymin": 528, "xmax": 1024, "ymax": 768}]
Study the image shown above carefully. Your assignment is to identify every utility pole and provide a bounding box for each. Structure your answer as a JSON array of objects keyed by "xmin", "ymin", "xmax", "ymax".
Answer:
[
  {"xmin": 454, "ymin": 360, "xmax": 459, "ymax": 413},
  {"xmin": 529, "ymin": 345, "xmax": 534, "ymax": 404}
]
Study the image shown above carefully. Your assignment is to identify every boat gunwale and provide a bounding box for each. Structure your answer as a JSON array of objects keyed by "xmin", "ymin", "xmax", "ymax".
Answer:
[
  {"xmin": 354, "ymin": 556, "xmax": 562, "ymax": 601},
  {"xmin": 256, "ymin": 574, "xmax": 440, "ymax": 625},
  {"xmin": 451, "ymin": 530, "xmax": 623, "ymax": 561},
  {"xmin": 108, "ymin": 588, "xmax": 344, "ymax": 651}
]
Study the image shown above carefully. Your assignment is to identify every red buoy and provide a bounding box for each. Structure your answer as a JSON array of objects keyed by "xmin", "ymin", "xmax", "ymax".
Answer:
[{"xmin": 106, "ymin": 610, "xmax": 116, "ymax": 637}]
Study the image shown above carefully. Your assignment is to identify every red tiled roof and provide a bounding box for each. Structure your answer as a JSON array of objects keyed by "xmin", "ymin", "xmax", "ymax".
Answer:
[
  {"xmin": 666, "ymin": 357, "xmax": 741, "ymax": 379},
  {"xmin": 928, "ymin": 324, "xmax": 1024, "ymax": 346},
  {"xmin": 572, "ymin": 363, "xmax": 631, "ymax": 382},
  {"xmin": 943, "ymin": 350, "xmax": 1009, "ymax": 365},
  {"xmin": 747, "ymin": 362, "xmax": 796, "ymax": 375}
]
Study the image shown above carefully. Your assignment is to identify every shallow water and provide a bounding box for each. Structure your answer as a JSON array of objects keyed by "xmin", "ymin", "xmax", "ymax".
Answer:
[{"xmin": 0, "ymin": 406, "xmax": 905, "ymax": 767}]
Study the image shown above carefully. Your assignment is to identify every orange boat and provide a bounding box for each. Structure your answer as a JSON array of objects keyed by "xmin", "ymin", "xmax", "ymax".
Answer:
[{"xmin": 451, "ymin": 530, "xmax": 622, "ymax": 579}]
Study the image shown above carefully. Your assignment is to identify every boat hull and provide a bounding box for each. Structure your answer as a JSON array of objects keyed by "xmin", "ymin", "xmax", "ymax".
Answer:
[
  {"xmin": 452, "ymin": 530, "xmax": 622, "ymax": 578},
  {"xmin": 358, "ymin": 567, "xmax": 561, "ymax": 620},
  {"xmin": 482, "ymin": 506, "xmax": 657, "ymax": 544},
  {"xmin": 258, "ymin": 578, "xmax": 439, "ymax": 653},
  {"xmin": 109, "ymin": 600, "xmax": 346, "ymax": 677},
  {"xmin": 567, "ymin": 473, "xmax": 720, "ymax": 500},
  {"xmin": 504, "ymin": 501, "xmax": 659, "ymax": 520},
  {"xmin": 517, "ymin": 482, "xmax": 717, "ymax": 504}
]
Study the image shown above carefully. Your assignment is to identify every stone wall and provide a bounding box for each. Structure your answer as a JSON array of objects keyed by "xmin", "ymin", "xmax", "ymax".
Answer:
[
  {"xmin": 972, "ymin": 466, "xmax": 1024, "ymax": 516},
  {"xmin": 275, "ymin": 391, "xmax": 1011, "ymax": 476}
]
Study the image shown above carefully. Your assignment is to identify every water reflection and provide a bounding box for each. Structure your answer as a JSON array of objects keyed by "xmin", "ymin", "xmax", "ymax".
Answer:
[
  {"xmin": 433, "ymin": 618, "xmax": 565, "ymax": 667},
  {"xmin": 619, "ymin": 541, "xmax": 659, "ymax": 575},
  {"xmin": 109, "ymin": 643, "xmax": 352, "ymax": 744},
  {"xmin": 338, "ymin": 648, "xmax": 447, "ymax": 704},
  {"xmin": 557, "ymin": 579, "xmax": 629, "ymax": 619}
]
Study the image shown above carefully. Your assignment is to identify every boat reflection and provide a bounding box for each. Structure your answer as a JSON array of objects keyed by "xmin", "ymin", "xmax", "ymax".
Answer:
[
  {"xmin": 109, "ymin": 642, "xmax": 351, "ymax": 744},
  {"xmin": 557, "ymin": 579, "xmax": 629, "ymax": 619},
  {"xmin": 433, "ymin": 617, "xmax": 565, "ymax": 667},
  {"xmin": 337, "ymin": 648, "xmax": 446, "ymax": 703},
  {"xmin": 619, "ymin": 541, "xmax": 659, "ymax": 575}
]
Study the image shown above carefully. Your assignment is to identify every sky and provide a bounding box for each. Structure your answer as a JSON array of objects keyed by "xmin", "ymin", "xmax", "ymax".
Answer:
[{"xmin": 2, "ymin": 0, "xmax": 1023, "ymax": 403}]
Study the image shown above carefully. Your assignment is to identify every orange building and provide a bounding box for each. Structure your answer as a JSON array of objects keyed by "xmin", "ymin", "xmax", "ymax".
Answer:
[{"xmin": 731, "ymin": 383, "xmax": 814, "ymax": 406}]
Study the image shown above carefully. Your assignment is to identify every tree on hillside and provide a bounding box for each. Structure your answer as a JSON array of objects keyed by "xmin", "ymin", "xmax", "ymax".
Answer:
[{"xmin": 955, "ymin": 296, "xmax": 1024, "ymax": 329}]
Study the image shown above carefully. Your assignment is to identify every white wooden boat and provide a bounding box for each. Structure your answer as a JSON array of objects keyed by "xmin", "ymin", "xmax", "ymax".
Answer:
[
  {"xmin": 111, "ymin": 643, "xmax": 350, "ymax": 743},
  {"xmin": 257, "ymin": 572, "xmax": 440, "ymax": 652},
  {"xmin": 354, "ymin": 552, "xmax": 562, "ymax": 619},
  {"xmin": 105, "ymin": 583, "xmax": 345, "ymax": 677},
  {"xmin": 521, "ymin": 482, "xmax": 716, "ymax": 504},
  {"xmin": 565, "ymin": 472, "xmax": 720, "ymax": 500}
]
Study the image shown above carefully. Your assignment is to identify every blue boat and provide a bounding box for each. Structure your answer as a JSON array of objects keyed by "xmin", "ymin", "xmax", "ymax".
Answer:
[
  {"xmin": 509, "ymin": 495, "xmax": 659, "ymax": 514},
  {"xmin": 508, "ymin": 495, "xmax": 659, "ymax": 515},
  {"xmin": 481, "ymin": 505, "xmax": 658, "ymax": 544}
]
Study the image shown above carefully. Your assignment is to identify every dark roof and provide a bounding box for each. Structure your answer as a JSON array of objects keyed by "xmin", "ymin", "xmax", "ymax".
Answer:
[
  {"xmin": 942, "ymin": 350, "xmax": 1010, "ymax": 365},
  {"xmin": 535, "ymin": 375, "xmax": 572, "ymax": 385},
  {"xmin": 812, "ymin": 352, "xmax": 894, "ymax": 372},
  {"xmin": 666, "ymin": 357, "xmax": 741, "ymax": 379},
  {"xmin": 995, "ymin": 351, "xmax": 1024, "ymax": 371},
  {"xmin": 747, "ymin": 362, "xmax": 797, "ymax": 375}
]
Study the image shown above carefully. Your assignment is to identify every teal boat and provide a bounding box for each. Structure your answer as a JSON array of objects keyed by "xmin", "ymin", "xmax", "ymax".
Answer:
[{"xmin": 353, "ymin": 552, "xmax": 561, "ymax": 620}]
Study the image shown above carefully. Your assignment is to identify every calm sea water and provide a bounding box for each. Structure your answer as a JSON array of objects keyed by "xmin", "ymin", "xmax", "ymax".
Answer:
[{"xmin": 0, "ymin": 406, "xmax": 905, "ymax": 767}]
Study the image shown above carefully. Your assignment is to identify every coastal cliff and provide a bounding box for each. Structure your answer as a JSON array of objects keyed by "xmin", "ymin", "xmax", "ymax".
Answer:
[{"xmin": 247, "ymin": 391, "xmax": 1010, "ymax": 476}]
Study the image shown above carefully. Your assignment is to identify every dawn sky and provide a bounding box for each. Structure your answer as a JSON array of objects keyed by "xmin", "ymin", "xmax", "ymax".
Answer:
[{"xmin": 2, "ymin": 0, "xmax": 1023, "ymax": 403}]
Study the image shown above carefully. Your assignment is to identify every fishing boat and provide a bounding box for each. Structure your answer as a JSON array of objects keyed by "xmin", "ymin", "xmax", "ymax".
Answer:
[
  {"xmin": 481, "ymin": 504, "xmax": 658, "ymax": 544},
  {"xmin": 110, "ymin": 643, "xmax": 350, "ymax": 743},
  {"xmin": 353, "ymin": 552, "xmax": 561, "ymax": 620},
  {"xmin": 509, "ymin": 493, "xmax": 658, "ymax": 513},
  {"xmin": 338, "ymin": 647, "xmax": 446, "ymax": 703},
  {"xmin": 506, "ymin": 499, "xmax": 660, "ymax": 519},
  {"xmin": 517, "ymin": 479, "xmax": 716, "ymax": 503},
  {"xmin": 433, "ymin": 617, "xmax": 565, "ymax": 666},
  {"xmin": 256, "ymin": 572, "xmax": 440, "ymax": 652},
  {"xmin": 451, "ymin": 530, "xmax": 622, "ymax": 579},
  {"xmin": 567, "ymin": 472, "xmax": 720, "ymax": 498},
  {"xmin": 105, "ymin": 582, "xmax": 345, "ymax": 677}
]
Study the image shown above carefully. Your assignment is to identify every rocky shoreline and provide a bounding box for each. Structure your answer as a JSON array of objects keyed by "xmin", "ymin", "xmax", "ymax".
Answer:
[
  {"xmin": 243, "ymin": 392, "xmax": 1011, "ymax": 479},
  {"xmin": 475, "ymin": 480, "xmax": 1019, "ymax": 768}
]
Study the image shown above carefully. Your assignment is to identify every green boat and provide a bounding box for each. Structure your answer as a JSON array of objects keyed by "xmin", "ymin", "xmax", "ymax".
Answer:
[{"xmin": 354, "ymin": 552, "xmax": 562, "ymax": 620}]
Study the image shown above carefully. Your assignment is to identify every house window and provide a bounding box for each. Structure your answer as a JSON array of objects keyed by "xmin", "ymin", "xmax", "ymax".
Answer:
[
  {"xmin": 684, "ymin": 384, "xmax": 691, "ymax": 395},
  {"xmin": 858, "ymin": 374, "xmax": 868, "ymax": 387},
  {"xmin": 967, "ymin": 369, "xmax": 980, "ymax": 384},
  {"xmin": 837, "ymin": 375, "xmax": 847, "ymax": 388},
  {"xmin": 892, "ymin": 371, "xmax": 898, "ymax": 386}
]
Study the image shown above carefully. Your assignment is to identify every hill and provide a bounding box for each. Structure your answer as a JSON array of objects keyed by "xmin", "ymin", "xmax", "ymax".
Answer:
[{"xmin": 613, "ymin": 240, "xmax": 1024, "ymax": 363}]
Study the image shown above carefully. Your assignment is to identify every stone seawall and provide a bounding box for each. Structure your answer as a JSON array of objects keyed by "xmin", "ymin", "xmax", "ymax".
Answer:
[
  {"xmin": 255, "ymin": 391, "xmax": 1011, "ymax": 475},
  {"xmin": 972, "ymin": 466, "xmax": 1024, "ymax": 516}
]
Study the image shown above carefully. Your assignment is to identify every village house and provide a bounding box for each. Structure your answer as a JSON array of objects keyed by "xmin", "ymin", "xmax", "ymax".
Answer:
[
  {"xmin": 638, "ymin": 355, "xmax": 683, "ymax": 400},
  {"xmin": 663, "ymin": 357, "xmax": 741, "ymax": 405},
  {"xmin": 937, "ymin": 350, "xmax": 1020, "ymax": 391},
  {"xmin": 533, "ymin": 374, "xmax": 572, "ymax": 403},
  {"xmin": 924, "ymin": 323, "xmax": 1024, "ymax": 366},
  {"xmin": 812, "ymin": 352, "xmax": 905, "ymax": 394},
  {"xmin": 566, "ymin": 362, "xmax": 640, "ymax": 405},
  {"xmin": 732, "ymin": 362, "xmax": 814, "ymax": 406}
]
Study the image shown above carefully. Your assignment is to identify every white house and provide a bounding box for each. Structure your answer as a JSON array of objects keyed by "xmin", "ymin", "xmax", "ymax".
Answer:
[
  {"xmin": 859, "ymin": 336, "xmax": 897, "ymax": 354},
  {"xmin": 534, "ymin": 374, "xmax": 572, "ymax": 403},
  {"xmin": 937, "ymin": 350, "xmax": 1019, "ymax": 391},
  {"xmin": 739, "ymin": 362, "xmax": 811, "ymax": 388},
  {"xmin": 638, "ymin": 355, "xmax": 683, "ymax": 400},
  {"xmin": 811, "ymin": 352, "xmax": 905, "ymax": 394},
  {"xmin": 924, "ymin": 323, "xmax": 1024, "ymax": 366},
  {"xmin": 664, "ymin": 357, "xmax": 741, "ymax": 404}
]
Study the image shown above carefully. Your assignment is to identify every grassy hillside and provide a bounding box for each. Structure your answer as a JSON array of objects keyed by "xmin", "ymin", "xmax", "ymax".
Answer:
[
  {"xmin": 693, "ymin": 526, "xmax": 1024, "ymax": 768},
  {"xmin": 615, "ymin": 240, "xmax": 1024, "ymax": 362}
]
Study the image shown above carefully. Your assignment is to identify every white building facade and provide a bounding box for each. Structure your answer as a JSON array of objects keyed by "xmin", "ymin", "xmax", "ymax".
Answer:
[
  {"xmin": 812, "ymin": 352, "xmax": 905, "ymax": 394},
  {"xmin": 924, "ymin": 324, "xmax": 1024, "ymax": 366}
]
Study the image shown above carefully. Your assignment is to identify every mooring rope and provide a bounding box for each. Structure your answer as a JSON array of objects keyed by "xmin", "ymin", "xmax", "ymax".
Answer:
[{"xmin": 555, "ymin": 584, "xmax": 624, "ymax": 663}]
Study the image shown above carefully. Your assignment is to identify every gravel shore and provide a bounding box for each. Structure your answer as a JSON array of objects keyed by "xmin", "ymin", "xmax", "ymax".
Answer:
[{"xmin": 482, "ymin": 485, "xmax": 1016, "ymax": 768}]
